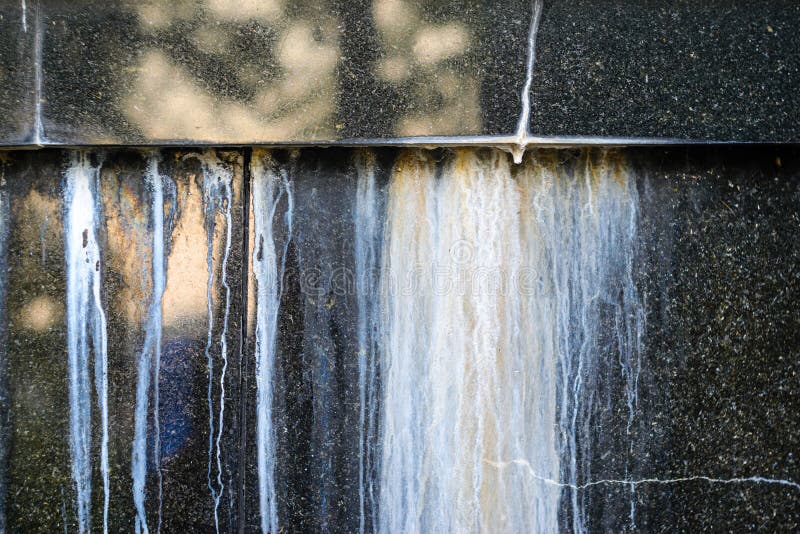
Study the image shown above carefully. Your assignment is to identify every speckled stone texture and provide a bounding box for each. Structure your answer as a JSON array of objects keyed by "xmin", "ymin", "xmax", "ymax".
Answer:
[
  {"xmin": 626, "ymin": 146, "xmax": 800, "ymax": 531},
  {"xmin": 37, "ymin": 0, "xmax": 531, "ymax": 143},
  {"xmin": 3, "ymin": 1, "xmax": 800, "ymax": 144},
  {"xmin": 531, "ymin": 1, "xmax": 800, "ymax": 140},
  {"xmin": 0, "ymin": 1, "xmax": 37, "ymax": 145},
  {"xmin": 0, "ymin": 147, "xmax": 797, "ymax": 532},
  {"xmin": 0, "ymin": 149, "xmax": 246, "ymax": 531}
]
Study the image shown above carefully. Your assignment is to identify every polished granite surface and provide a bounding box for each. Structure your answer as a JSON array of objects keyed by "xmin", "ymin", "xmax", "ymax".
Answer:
[
  {"xmin": 37, "ymin": 0, "xmax": 530, "ymax": 144},
  {"xmin": 531, "ymin": 1, "xmax": 800, "ymax": 141},
  {"xmin": 1, "ymin": 149, "xmax": 246, "ymax": 530},
  {"xmin": 1, "ymin": 1, "xmax": 799, "ymax": 145},
  {"xmin": 0, "ymin": 147, "xmax": 797, "ymax": 531},
  {"xmin": 0, "ymin": 0, "xmax": 37, "ymax": 145}
]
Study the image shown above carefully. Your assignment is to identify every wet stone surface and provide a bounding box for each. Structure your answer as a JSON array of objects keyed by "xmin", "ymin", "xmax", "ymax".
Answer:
[
  {"xmin": 629, "ymin": 146, "xmax": 800, "ymax": 531},
  {"xmin": 0, "ymin": 149, "xmax": 245, "ymax": 531},
  {"xmin": 0, "ymin": 146, "xmax": 797, "ymax": 532}
]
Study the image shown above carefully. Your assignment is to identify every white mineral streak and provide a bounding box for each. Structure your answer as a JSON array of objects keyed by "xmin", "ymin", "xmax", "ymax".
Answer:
[
  {"xmin": 378, "ymin": 149, "xmax": 641, "ymax": 533},
  {"xmin": 64, "ymin": 152, "xmax": 109, "ymax": 534},
  {"xmin": 133, "ymin": 154, "xmax": 170, "ymax": 534},
  {"xmin": 354, "ymin": 150, "xmax": 381, "ymax": 534},
  {"xmin": 518, "ymin": 150, "xmax": 641, "ymax": 533},
  {"xmin": 379, "ymin": 149, "xmax": 555, "ymax": 533},
  {"xmin": 513, "ymin": 0, "xmax": 544, "ymax": 163},
  {"xmin": 252, "ymin": 151, "xmax": 293, "ymax": 534},
  {"xmin": 197, "ymin": 151, "xmax": 235, "ymax": 533}
]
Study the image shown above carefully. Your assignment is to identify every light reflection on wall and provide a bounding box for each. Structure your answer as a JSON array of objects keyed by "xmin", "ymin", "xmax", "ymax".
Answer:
[
  {"xmin": 372, "ymin": 0, "xmax": 481, "ymax": 136},
  {"xmin": 11, "ymin": 189, "xmax": 63, "ymax": 334},
  {"xmin": 119, "ymin": 0, "xmax": 489, "ymax": 141},
  {"xmin": 102, "ymin": 170, "xmax": 152, "ymax": 328},
  {"xmin": 99, "ymin": 153, "xmax": 238, "ymax": 336},
  {"xmin": 207, "ymin": 0, "xmax": 284, "ymax": 22},
  {"xmin": 16, "ymin": 295, "xmax": 62, "ymax": 332},
  {"xmin": 127, "ymin": 1, "xmax": 339, "ymax": 142},
  {"xmin": 161, "ymin": 160, "xmax": 213, "ymax": 335}
]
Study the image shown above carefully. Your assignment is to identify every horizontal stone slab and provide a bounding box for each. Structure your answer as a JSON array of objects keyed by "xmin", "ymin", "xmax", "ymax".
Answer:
[{"xmin": 0, "ymin": 1, "xmax": 798, "ymax": 146}]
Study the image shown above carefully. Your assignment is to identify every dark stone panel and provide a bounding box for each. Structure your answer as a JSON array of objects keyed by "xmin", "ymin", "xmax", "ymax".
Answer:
[
  {"xmin": 39, "ymin": 0, "xmax": 530, "ymax": 144},
  {"xmin": 3, "ymin": 150, "xmax": 72, "ymax": 531},
  {"xmin": 243, "ymin": 148, "xmax": 394, "ymax": 532},
  {"xmin": 239, "ymin": 146, "xmax": 800, "ymax": 532},
  {"xmin": 477, "ymin": 0, "xmax": 531, "ymax": 135},
  {"xmin": 0, "ymin": 149, "xmax": 245, "ymax": 531},
  {"xmin": 0, "ymin": 1, "xmax": 37, "ymax": 145},
  {"xmin": 547, "ymin": 146, "xmax": 800, "ymax": 532},
  {"xmin": 0, "ymin": 148, "xmax": 9, "ymax": 533},
  {"xmin": 531, "ymin": 1, "xmax": 800, "ymax": 141},
  {"xmin": 8, "ymin": 0, "xmax": 800, "ymax": 144},
  {"xmin": 617, "ymin": 146, "xmax": 800, "ymax": 531},
  {"xmin": 0, "ymin": 146, "xmax": 798, "ymax": 532}
]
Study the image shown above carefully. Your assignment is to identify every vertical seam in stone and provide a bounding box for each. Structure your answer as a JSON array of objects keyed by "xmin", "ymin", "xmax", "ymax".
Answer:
[
  {"xmin": 32, "ymin": 1, "xmax": 43, "ymax": 145},
  {"xmin": 237, "ymin": 148, "xmax": 252, "ymax": 534},
  {"xmin": 514, "ymin": 0, "xmax": 544, "ymax": 162}
]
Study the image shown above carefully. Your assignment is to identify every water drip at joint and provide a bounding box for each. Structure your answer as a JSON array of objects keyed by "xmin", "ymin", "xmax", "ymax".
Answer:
[
  {"xmin": 512, "ymin": 0, "xmax": 544, "ymax": 164},
  {"xmin": 64, "ymin": 152, "xmax": 109, "ymax": 534}
]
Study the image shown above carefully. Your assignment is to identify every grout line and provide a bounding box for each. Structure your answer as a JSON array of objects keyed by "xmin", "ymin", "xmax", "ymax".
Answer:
[
  {"xmin": 32, "ymin": 0, "xmax": 43, "ymax": 145},
  {"xmin": 5, "ymin": 136, "xmax": 793, "ymax": 152},
  {"xmin": 237, "ymin": 147, "xmax": 252, "ymax": 534}
]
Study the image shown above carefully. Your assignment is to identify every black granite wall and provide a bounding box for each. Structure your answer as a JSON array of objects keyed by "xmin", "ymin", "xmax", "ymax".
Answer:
[{"xmin": 0, "ymin": 146, "xmax": 797, "ymax": 532}]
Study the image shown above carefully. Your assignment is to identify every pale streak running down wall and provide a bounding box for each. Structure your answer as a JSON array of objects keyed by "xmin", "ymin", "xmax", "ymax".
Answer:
[
  {"xmin": 3, "ymin": 146, "xmax": 797, "ymax": 531},
  {"xmin": 132, "ymin": 153, "xmax": 176, "ymax": 534},
  {"xmin": 354, "ymin": 150, "xmax": 385, "ymax": 534},
  {"xmin": 63, "ymin": 153, "xmax": 110, "ymax": 534},
  {"xmin": 251, "ymin": 150, "xmax": 294, "ymax": 534},
  {"xmin": 244, "ymin": 148, "xmax": 642, "ymax": 533},
  {"xmin": 376, "ymin": 148, "xmax": 641, "ymax": 533},
  {"xmin": 197, "ymin": 151, "xmax": 235, "ymax": 534}
]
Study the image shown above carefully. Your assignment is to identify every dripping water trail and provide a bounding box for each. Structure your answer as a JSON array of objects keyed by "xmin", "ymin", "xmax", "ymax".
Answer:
[
  {"xmin": 133, "ymin": 153, "xmax": 172, "ymax": 534},
  {"xmin": 64, "ymin": 152, "xmax": 109, "ymax": 534},
  {"xmin": 513, "ymin": 0, "xmax": 544, "ymax": 163},
  {"xmin": 202, "ymin": 152, "xmax": 235, "ymax": 533},
  {"xmin": 204, "ymin": 170, "xmax": 219, "ymax": 530},
  {"xmin": 216, "ymin": 178, "xmax": 233, "ymax": 533},
  {"xmin": 252, "ymin": 152, "xmax": 293, "ymax": 534},
  {"xmin": 354, "ymin": 151, "xmax": 381, "ymax": 534},
  {"xmin": 32, "ymin": 5, "xmax": 42, "ymax": 144}
]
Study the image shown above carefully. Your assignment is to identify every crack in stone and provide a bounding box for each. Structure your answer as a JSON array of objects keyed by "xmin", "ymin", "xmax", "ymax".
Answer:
[
  {"xmin": 485, "ymin": 458, "xmax": 800, "ymax": 492},
  {"xmin": 513, "ymin": 0, "xmax": 544, "ymax": 163}
]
